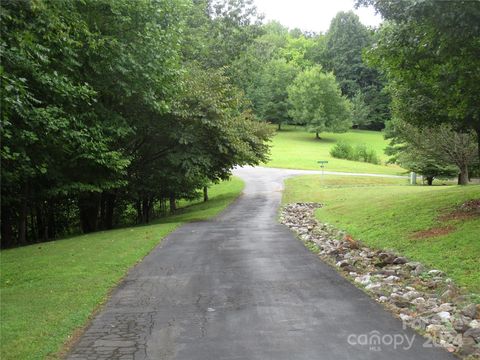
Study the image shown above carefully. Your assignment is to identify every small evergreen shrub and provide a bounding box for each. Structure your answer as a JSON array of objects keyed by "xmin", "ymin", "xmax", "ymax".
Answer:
[{"xmin": 329, "ymin": 141, "xmax": 354, "ymax": 160}]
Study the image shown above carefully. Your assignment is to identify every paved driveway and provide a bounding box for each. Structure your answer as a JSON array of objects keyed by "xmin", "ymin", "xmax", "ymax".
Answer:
[{"xmin": 68, "ymin": 167, "xmax": 452, "ymax": 360}]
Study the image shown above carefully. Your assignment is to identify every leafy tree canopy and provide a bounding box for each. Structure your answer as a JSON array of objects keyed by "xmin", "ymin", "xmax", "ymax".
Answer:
[
  {"xmin": 359, "ymin": 0, "xmax": 480, "ymax": 156},
  {"xmin": 385, "ymin": 119, "xmax": 478, "ymax": 185},
  {"xmin": 287, "ymin": 66, "xmax": 352, "ymax": 138}
]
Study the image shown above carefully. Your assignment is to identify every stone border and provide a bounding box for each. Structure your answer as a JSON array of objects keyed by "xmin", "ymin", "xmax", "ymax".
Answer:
[{"xmin": 280, "ymin": 203, "xmax": 480, "ymax": 358}]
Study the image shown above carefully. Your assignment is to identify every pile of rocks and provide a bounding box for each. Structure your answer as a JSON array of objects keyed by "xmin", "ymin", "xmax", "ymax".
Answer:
[{"xmin": 280, "ymin": 202, "xmax": 480, "ymax": 358}]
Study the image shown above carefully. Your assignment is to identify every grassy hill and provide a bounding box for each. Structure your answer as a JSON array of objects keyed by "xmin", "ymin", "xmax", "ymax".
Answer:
[
  {"xmin": 265, "ymin": 126, "xmax": 404, "ymax": 175},
  {"xmin": 0, "ymin": 178, "xmax": 244, "ymax": 360},
  {"xmin": 283, "ymin": 175, "xmax": 480, "ymax": 295}
]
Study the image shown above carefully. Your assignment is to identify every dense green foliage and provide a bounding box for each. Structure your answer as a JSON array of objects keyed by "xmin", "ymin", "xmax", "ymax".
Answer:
[
  {"xmin": 359, "ymin": 0, "xmax": 480, "ymax": 162},
  {"xmin": 251, "ymin": 58, "xmax": 300, "ymax": 130},
  {"xmin": 385, "ymin": 119, "xmax": 477, "ymax": 185},
  {"xmin": 0, "ymin": 178, "xmax": 244, "ymax": 360},
  {"xmin": 323, "ymin": 11, "xmax": 390, "ymax": 129},
  {"xmin": 231, "ymin": 14, "xmax": 390, "ymax": 130},
  {"xmin": 283, "ymin": 175, "xmax": 480, "ymax": 294},
  {"xmin": 287, "ymin": 67, "xmax": 352, "ymax": 138},
  {"xmin": 0, "ymin": 0, "xmax": 272, "ymax": 247},
  {"xmin": 330, "ymin": 141, "xmax": 380, "ymax": 165}
]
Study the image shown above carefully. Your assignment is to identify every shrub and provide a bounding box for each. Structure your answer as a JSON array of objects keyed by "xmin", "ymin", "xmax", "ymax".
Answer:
[
  {"xmin": 354, "ymin": 144, "xmax": 381, "ymax": 164},
  {"xmin": 330, "ymin": 141, "xmax": 354, "ymax": 159},
  {"xmin": 330, "ymin": 142, "xmax": 381, "ymax": 165}
]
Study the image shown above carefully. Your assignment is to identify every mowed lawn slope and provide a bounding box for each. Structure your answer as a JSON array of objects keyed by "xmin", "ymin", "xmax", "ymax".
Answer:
[
  {"xmin": 283, "ymin": 175, "xmax": 480, "ymax": 294},
  {"xmin": 0, "ymin": 178, "xmax": 244, "ymax": 360},
  {"xmin": 266, "ymin": 126, "xmax": 404, "ymax": 175}
]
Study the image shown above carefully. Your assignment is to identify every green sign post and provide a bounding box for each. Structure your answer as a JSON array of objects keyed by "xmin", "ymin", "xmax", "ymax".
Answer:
[{"xmin": 317, "ymin": 160, "xmax": 328, "ymax": 175}]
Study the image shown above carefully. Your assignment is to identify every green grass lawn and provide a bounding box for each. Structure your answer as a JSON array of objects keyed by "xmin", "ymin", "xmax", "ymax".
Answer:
[
  {"xmin": 283, "ymin": 175, "xmax": 480, "ymax": 294},
  {"xmin": 0, "ymin": 177, "xmax": 244, "ymax": 360},
  {"xmin": 265, "ymin": 126, "xmax": 404, "ymax": 175}
]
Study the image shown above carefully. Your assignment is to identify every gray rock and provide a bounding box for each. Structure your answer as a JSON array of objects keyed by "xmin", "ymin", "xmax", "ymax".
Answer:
[
  {"xmin": 375, "ymin": 269, "xmax": 397, "ymax": 276},
  {"xmin": 342, "ymin": 265, "xmax": 357, "ymax": 273},
  {"xmin": 428, "ymin": 269, "xmax": 444, "ymax": 276},
  {"xmin": 393, "ymin": 257, "xmax": 408, "ymax": 265},
  {"xmin": 440, "ymin": 289, "xmax": 456, "ymax": 301},
  {"xmin": 365, "ymin": 283, "xmax": 382, "ymax": 291},
  {"xmin": 470, "ymin": 319, "xmax": 480, "ymax": 329},
  {"xmin": 436, "ymin": 311, "xmax": 451, "ymax": 321},
  {"xmin": 433, "ymin": 303, "xmax": 454, "ymax": 313},
  {"xmin": 464, "ymin": 327, "xmax": 480, "ymax": 343},
  {"xmin": 412, "ymin": 264, "xmax": 426, "ymax": 276},
  {"xmin": 411, "ymin": 297, "xmax": 426, "ymax": 306},
  {"xmin": 406, "ymin": 261, "xmax": 421, "ymax": 270},
  {"xmin": 452, "ymin": 316, "xmax": 471, "ymax": 332},
  {"xmin": 410, "ymin": 317, "xmax": 429, "ymax": 331},
  {"xmin": 460, "ymin": 336, "xmax": 478, "ymax": 356},
  {"xmin": 402, "ymin": 290, "xmax": 421, "ymax": 301},
  {"xmin": 461, "ymin": 303, "xmax": 478, "ymax": 319},
  {"xmin": 426, "ymin": 324, "xmax": 446, "ymax": 336},
  {"xmin": 354, "ymin": 275, "xmax": 371, "ymax": 286}
]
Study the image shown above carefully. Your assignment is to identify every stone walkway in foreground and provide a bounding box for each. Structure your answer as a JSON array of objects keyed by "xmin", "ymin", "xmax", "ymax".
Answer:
[{"xmin": 68, "ymin": 167, "xmax": 452, "ymax": 360}]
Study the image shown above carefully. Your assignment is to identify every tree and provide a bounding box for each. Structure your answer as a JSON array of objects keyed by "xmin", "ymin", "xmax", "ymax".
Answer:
[
  {"xmin": 1, "ymin": 0, "xmax": 131, "ymax": 244},
  {"xmin": 324, "ymin": 11, "xmax": 372, "ymax": 97},
  {"xmin": 351, "ymin": 91, "xmax": 370, "ymax": 128},
  {"xmin": 359, "ymin": 0, "xmax": 480, "ymax": 160},
  {"xmin": 0, "ymin": 0, "xmax": 273, "ymax": 247},
  {"xmin": 322, "ymin": 11, "xmax": 390, "ymax": 130},
  {"xmin": 252, "ymin": 58, "xmax": 300, "ymax": 129},
  {"xmin": 287, "ymin": 66, "xmax": 352, "ymax": 138},
  {"xmin": 385, "ymin": 119, "xmax": 478, "ymax": 185},
  {"xmin": 183, "ymin": 0, "xmax": 264, "ymax": 69}
]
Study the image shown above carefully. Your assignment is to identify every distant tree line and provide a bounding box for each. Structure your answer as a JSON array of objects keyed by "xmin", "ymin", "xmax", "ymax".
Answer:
[
  {"xmin": 232, "ymin": 11, "xmax": 391, "ymax": 135},
  {"xmin": 0, "ymin": 0, "xmax": 273, "ymax": 247}
]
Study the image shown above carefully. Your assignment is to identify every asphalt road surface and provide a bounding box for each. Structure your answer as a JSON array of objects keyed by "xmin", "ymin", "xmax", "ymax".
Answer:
[{"xmin": 68, "ymin": 167, "xmax": 453, "ymax": 360}]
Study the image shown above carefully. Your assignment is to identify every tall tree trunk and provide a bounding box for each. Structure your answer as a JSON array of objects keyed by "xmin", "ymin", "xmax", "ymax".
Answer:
[
  {"xmin": 203, "ymin": 186, "xmax": 208, "ymax": 202},
  {"xmin": 36, "ymin": 206, "xmax": 46, "ymax": 241},
  {"xmin": 142, "ymin": 196, "xmax": 151, "ymax": 224},
  {"xmin": 159, "ymin": 197, "xmax": 167, "ymax": 217},
  {"xmin": 278, "ymin": 123, "xmax": 281, "ymax": 131},
  {"xmin": 476, "ymin": 127, "xmax": 480, "ymax": 163},
  {"xmin": 169, "ymin": 193, "xmax": 176, "ymax": 214},
  {"xmin": 458, "ymin": 165, "xmax": 469, "ymax": 185},
  {"xmin": 99, "ymin": 194, "xmax": 106, "ymax": 230},
  {"xmin": 136, "ymin": 199, "xmax": 142, "ymax": 224},
  {"xmin": 30, "ymin": 207, "xmax": 37, "ymax": 242},
  {"xmin": 47, "ymin": 203, "xmax": 56, "ymax": 239},
  {"xmin": 104, "ymin": 192, "xmax": 116, "ymax": 230},
  {"xmin": 18, "ymin": 184, "xmax": 28, "ymax": 244},
  {"xmin": 1, "ymin": 205, "xmax": 13, "ymax": 248},
  {"xmin": 426, "ymin": 176, "xmax": 434, "ymax": 186},
  {"xmin": 78, "ymin": 193, "xmax": 99, "ymax": 233}
]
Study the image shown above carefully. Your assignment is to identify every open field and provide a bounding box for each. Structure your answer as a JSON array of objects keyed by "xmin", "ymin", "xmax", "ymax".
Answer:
[
  {"xmin": 283, "ymin": 175, "xmax": 480, "ymax": 294},
  {"xmin": 0, "ymin": 177, "xmax": 244, "ymax": 360},
  {"xmin": 265, "ymin": 126, "xmax": 404, "ymax": 175}
]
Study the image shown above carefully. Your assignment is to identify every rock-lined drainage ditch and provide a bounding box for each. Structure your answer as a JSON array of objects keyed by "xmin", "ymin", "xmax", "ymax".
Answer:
[{"xmin": 280, "ymin": 203, "xmax": 480, "ymax": 359}]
